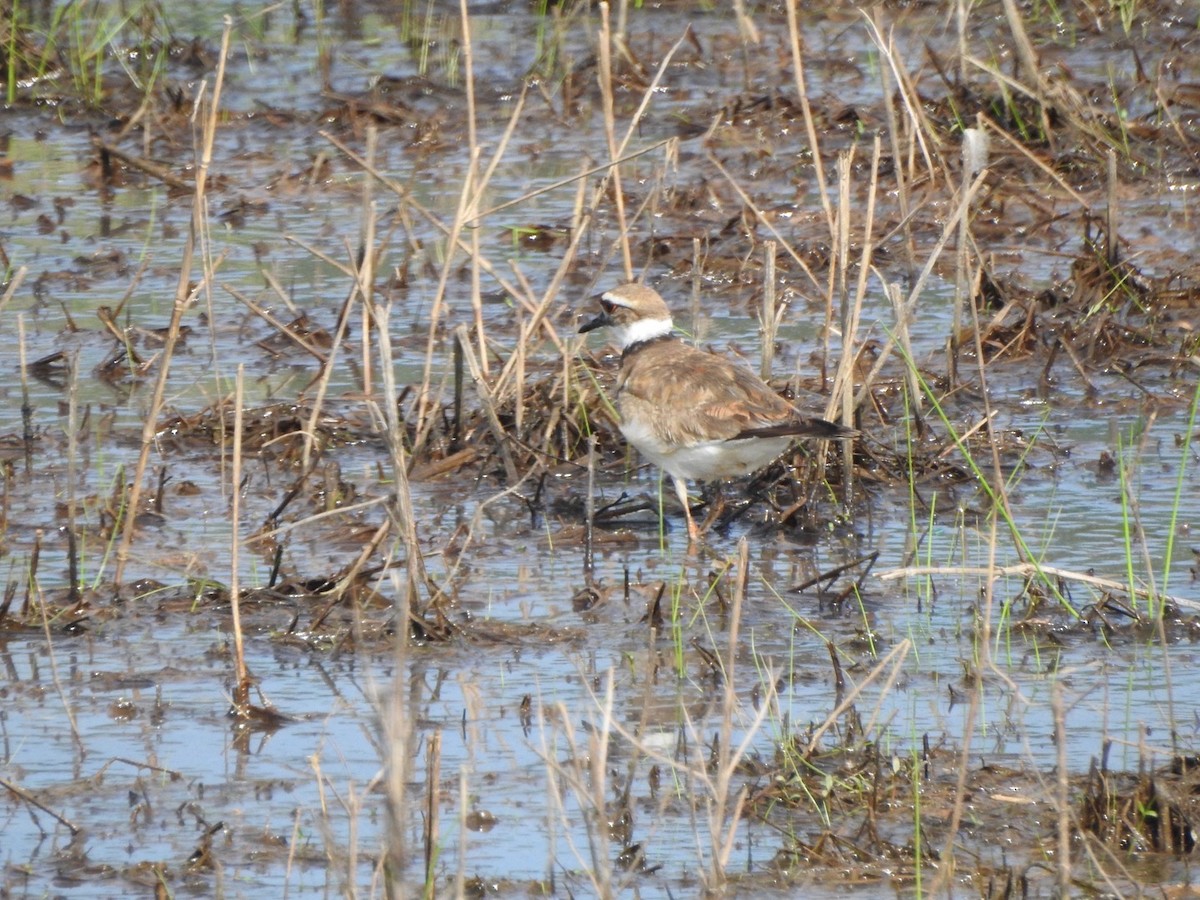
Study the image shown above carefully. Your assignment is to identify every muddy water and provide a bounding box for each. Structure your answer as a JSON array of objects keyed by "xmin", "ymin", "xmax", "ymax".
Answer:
[{"xmin": 2, "ymin": 2, "xmax": 1199, "ymax": 897}]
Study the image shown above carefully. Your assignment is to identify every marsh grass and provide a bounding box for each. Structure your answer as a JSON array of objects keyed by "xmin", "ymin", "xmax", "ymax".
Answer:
[{"xmin": 2, "ymin": 0, "xmax": 1199, "ymax": 896}]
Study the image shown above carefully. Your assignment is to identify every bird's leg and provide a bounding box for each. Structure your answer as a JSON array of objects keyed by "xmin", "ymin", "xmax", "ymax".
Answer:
[{"xmin": 672, "ymin": 476, "xmax": 702, "ymax": 544}]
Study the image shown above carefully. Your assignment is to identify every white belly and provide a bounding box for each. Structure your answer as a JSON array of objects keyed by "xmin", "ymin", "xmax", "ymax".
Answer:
[{"xmin": 620, "ymin": 418, "xmax": 792, "ymax": 482}]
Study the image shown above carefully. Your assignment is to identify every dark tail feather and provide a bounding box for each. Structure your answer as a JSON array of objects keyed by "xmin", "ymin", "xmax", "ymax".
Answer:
[{"xmin": 736, "ymin": 417, "xmax": 858, "ymax": 441}]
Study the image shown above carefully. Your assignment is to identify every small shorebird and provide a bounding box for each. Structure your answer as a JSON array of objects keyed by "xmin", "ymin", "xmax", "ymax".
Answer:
[{"xmin": 579, "ymin": 282, "xmax": 856, "ymax": 543}]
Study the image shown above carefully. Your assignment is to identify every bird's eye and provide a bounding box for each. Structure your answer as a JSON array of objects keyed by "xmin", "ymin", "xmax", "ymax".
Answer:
[{"xmin": 600, "ymin": 298, "xmax": 616, "ymax": 313}]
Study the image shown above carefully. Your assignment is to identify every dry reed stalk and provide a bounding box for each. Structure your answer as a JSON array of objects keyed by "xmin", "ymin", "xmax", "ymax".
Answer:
[
  {"xmin": 455, "ymin": 323, "xmax": 521, "ymax": 485},
  {"xmin": 65, "ymin": 353, "xmax": 80, "ymax": 606},
  {"xmin": 949, "ymin": 126, "xmax": 990, "ymax": 388},
  {"xmin": 0, "ymin": 777, "xmax": 79, "ymax": 834},
  {"xmin": 225, "ymin": 286, "xmax": 329, "ymax": 363},
  {"xmin": 759, "ymin": 242, "xmax": 779, "ymax": 381},
  {"xmin": 875, "ymin": 16, "xmax": 916, "ymax": 276},
  {"xmin": 827, "ymin": 139, "xmax": 879, "ymax": 497},
  {"xmin": 382, "ymin": 568, "xmax": 414, "ymax": 893},
  {"xmin": 513, "ymin": 306, "xmax": 525, "ymax": 437},
  {"xmin": 114, "ymin": 18, "xmax": 232, "ymax": 586},
  {"xmin": 259, "ymin": 269, "xmax": 303, "ymax": 317},
  {"xmin": 598, "ymin": 3, "xmax": 632, "ymax": 280},
  {"xmin": 536, "ymin": 685, "xmax": 617, "ymax": 897},
  {"xmin": 424, "ymin": 729, "xmax": 441, "ymax": 895},
  {"xmin": 704, "ymin": 153, "xmax": 822, "ymax": 295},
  {"xmin": 228, "ymin": 365, "xmax": 250, "ymax": 709},
  {"xmin": 689, "ymin": 237, "xmax": 704, "ymax": 346},
  {"xmin": 458, "ymin": 0, "xmax": 488, "ymax": 380},
  {"xmin": 1052, "ymin": 684, "xmax": 1072, "ymax": 895},
  {"xmin": 33, "ymin": 579, "xmax": 84, "ymax": 754},
  {"xmin": 784, "ymin": 0, "xmax": 833, "ymax": 238},
  {"xmin": 928, "ymin": 504, "xmax": 998, "ymax": 896},
  {"xmin": 842, "ymin": 137, "xmax": 881, "ymax": 408},
  {"xmin": 323, "ymin": 128, "xmax": 667, "ymax": 404},
  {"xmin": 0, "ymin": 264, "xmax": 28, "ymax": 317},
  {"xmin": 309, "ymin": 520, "xmax": 392, "ymax": 630},
  {"xmin": 862, "ymin": 14, "xmax": 942, "ymax": 186},
  {"xmin": 252, "ymin": 496, "xmax": 389, "ymax": 545},
  {"xmin": 586, "ymin": 674, "xmax": 616, "ymax": 898},
  {"xmin": 706, "ymin": 538, "xmax": 753, "ymax": 889},
  {"xmin": 999, "ymin": 0, "xmax": 1052, "ymax": 135},
  {"xmin": 981, "ymin": 115, "xmax": 1090, "ymax": 208},
  {"xmin": 470, "ymin": 139, "xmax": 668, "ymax": 224},
  {"xmin": 832, "ymin": 152, "xmax": 853, "ymax": 385},
  {"xmin": 370, "ymin": 298, "xmax": 437, "ymax": 612},
  {"xmin": 409, "ymin": 76, "xmax": 529, "ymax": 454},
  {"xmin": 880, "ymin": 563, "xmax": 1200, "ymax": 611},
  {"xmin": 1105, "ymin": 148, "xmax": 1120, "ymax": 266},
  {"xmin": 803, "ymin": 639, "xmax": 911, "ymax": 756},
  {"xmin": 298, "ymin": 130, "xmax": 382, "ymax": 472},
  {"xmin": 732, "ymin": 0, "xmax": 761, "ymax": 74},
  {"xmin": 410, "ymin": 73, "xmax": 528, "ymax": 451},
  {"xmin": 16, "ymin": 315, "xmax": 30, "ymax": 474},
  {"xmin": 852, "ymin": 171, "xmax": 988, "ymax": 413},
  {"xmin": 360, "ymin": 130, "xmax": 379, "ymax": 398},
  {"xmin": 489, "ymin": 152, "xmax": 675, "ymax": 413},
  {"xmin": 584, "ymin": 434, "xmax": 597, "ymax": 582}
]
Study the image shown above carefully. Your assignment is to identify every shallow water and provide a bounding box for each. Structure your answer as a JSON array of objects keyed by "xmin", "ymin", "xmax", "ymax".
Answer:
[{"xmin": 2, "ymin": 1, "xmax": 1199, "ymax": 896}]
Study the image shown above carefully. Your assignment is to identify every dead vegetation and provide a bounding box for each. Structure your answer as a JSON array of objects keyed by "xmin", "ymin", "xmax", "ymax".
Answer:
[{"xmin": 1, "ymin": 0, "xmax": 1198, "ymax": 896}]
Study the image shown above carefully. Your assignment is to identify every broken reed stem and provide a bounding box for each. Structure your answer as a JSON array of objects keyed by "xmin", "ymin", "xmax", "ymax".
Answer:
[
  {"xmin": 1105, "ymin": 148, "xmax": 1119, "ymax": 265},
  {"xmin": 114, "ymin": 17, "xmax": 233, "ymax": 586},
  {"xmin": 228, "ymin": 364, "xmax": 250, "ymax": 707},
  {"xmin": 0, "ymin": 777, "xmax": 79, "ymax": 835},
  {"xmin": 832, "ymin": 138, "xmax": 879, "ymax": 495},
  {"xmin": 824, "ymin": 150, "xmax": 853, "ymax": 391},
  {"xmin": 300, "ymin": 272, "xmax": 361, "ymax": 472},
  {"xmin": 950, "ymin": 125, "xmax": 989, "ymax": 388},
  {"xmin": 759, "ymin": 242, "xmax": 778, "ymax": 381}
]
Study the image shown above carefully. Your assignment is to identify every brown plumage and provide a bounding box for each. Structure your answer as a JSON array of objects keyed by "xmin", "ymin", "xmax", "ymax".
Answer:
[{"xmin": 579, "ymin": 282, "xmax": 856, "ymax": 542}]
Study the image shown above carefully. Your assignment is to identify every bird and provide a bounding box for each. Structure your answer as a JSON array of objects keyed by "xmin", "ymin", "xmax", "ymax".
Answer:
[{"xmin": 579, "ymin": 282, "xmax": 856, "ymax": 543}]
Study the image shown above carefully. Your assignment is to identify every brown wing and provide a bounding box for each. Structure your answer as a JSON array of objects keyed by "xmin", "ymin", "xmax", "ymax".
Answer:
[{"xmin": 619, "ymin": 340, "xmax": 826, "ymax": 446}]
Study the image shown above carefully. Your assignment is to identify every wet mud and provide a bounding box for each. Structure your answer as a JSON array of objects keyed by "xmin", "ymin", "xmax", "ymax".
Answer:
[{"xmin": 1, "ymin": 0, "xmax": 1199, "ymax": 896}]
